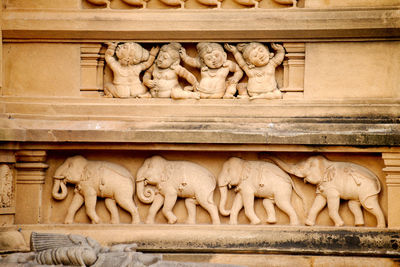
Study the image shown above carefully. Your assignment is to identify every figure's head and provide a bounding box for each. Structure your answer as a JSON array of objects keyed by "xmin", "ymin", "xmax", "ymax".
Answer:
[
  {"xmin": 115, "ymin": 42, "xmax": 149, "ymax": 66},
  {"xmin": 197, "ymin": 42, "xmax": 227, "ymax": 69},
  {"xmin": 156, "ymin": 43, "xmax": 181, "ymax": 69},
  {"xmin": 237, "ymin": 42, "xmax": 272, "ymax": 68}
]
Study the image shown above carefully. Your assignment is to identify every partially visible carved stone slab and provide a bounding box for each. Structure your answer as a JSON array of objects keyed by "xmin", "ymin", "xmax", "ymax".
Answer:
[{"xmin": 0, "ymin": 165, "xmax": 13, "ymax": 208}]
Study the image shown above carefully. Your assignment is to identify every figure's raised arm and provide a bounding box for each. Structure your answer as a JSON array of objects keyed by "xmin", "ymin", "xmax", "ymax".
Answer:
[
  {"xmin": 224, "ymin": 43, "xmax": 249, "ymax": 72},
  {"xmin": 227, "ymin": 61, "xmax": 243, "ymax": 86},
  {"xmin": 270, "ymin": 43, "xmax": 285, "ymax": 67},
  {"xmin": 141, "ymin": 46, "xmax": 160, "ymax": 70},
  {"xmin": 143, "ymin": 65, "xmax": 156, "ymax": 88},
  {"xmin": 175, "ymin": 65, "xmax": 198, "ymax": 88},
  {"xmin": 179, "ymin": 47, "xmax": 201, "ymax": 68},
  {"xmin": 105, "ymin": 42, "xmax": 118, "ymax": 70}
]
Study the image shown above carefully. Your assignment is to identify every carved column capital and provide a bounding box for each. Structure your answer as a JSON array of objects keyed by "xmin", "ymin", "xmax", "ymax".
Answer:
[
  {"xmin": 382, "ymin": 152, "xmax": 400, "ymax": 227},
  {"xmin": 382, "ymin": 153, "xmax": 400, "ymax": 186},
  {"xmin": 15, "ymin": 151, "xmax": 48, "ymax": 184}
]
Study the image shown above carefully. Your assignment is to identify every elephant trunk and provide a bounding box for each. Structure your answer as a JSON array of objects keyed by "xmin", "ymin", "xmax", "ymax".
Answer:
[
  {"xmin": 269, "ymin": 156, "xmax": 304, "ymax": 177},
  {"xmin": 136, "ymin": 180, "xmax": 155, "ymax": 204},
  {"xmin": 218, "ymin": 186, "xmax": 230, "ymax": 216},
  {"xmin": 52, "ymin": 179, "xmax": 68, "ymax": 200}
]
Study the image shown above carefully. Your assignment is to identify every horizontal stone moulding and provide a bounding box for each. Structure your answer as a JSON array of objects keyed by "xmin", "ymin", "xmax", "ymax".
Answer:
[
  {"xmin": 16, "ymin": 225, "xmax": 400, "ymax": 257},
  {"xmin": 3, "ymin": 7, "xmax": 400, "ymax": 42}
]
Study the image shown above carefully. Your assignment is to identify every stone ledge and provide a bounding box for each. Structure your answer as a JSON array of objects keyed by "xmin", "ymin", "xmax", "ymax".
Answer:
[
  {"xmin": 1, "ymin": 97, "xmax": 399, "ymax": 145},
  {"xmin": 14, "ymin": 225, "xmax": 400, "ymax": 257},
  {"xmin": 2, "ymin": 7, "xmax": 400, "ymax": 42}
]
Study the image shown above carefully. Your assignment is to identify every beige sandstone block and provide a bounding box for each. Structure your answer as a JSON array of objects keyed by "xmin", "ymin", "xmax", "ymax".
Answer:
[
  {"xmin": 304, "ymin": 42, "xmax": 400, "ymax": 99},
  {"xmin": 3, "ymin": 44, "xmax": 81, "ymax": 97},
  {"xmin": 4, "ymin": 0, "xmax": 80, "ymax": 9},
  {"xmin": 306, "ymin": 0, "xmax": 400, "ymax": 8}
]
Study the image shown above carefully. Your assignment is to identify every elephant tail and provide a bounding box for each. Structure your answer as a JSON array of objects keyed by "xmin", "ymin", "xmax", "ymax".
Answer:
[{"xmin": 289, "ymin": 176, "xmax": 307, "ymax": 214}]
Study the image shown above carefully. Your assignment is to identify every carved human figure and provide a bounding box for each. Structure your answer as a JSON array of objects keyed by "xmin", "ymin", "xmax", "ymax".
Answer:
[
  {"xmin": 52, "ymin": 155, "xmax": 140, "ymax": 224},
  {"xmin": 143, "ymin": 43, "xmax": 200, "ymax": 99},
  {"xmin": 180, "ymin": 42, "xmax": 243, "ymax": 99},
  {"xmin": 0, "ymin": 164, "xmax": 13, "ymax": 208},
  {"xmin": 136, "ymin": 155, "xmax": 220, "ymax": 224},
  {"xmin": 104, "ymin": 42, "xmax": 159, "ymax": 98},
  {"xmin": 225, "ymin": 42, "xmax": 284, "ymax": 99},
  {"xmin": 268, "ymin": 155, "xmax": 386, "ymax": 228},
  {"xmin": 218, "ymin": 157, "xmax": 303, "ymax": 225}
]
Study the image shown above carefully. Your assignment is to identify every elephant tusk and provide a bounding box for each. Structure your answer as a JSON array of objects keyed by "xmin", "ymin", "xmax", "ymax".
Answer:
[
  {"xmin": 144, "ymin": 180, "xmax": 148, "ymax": 186},
  {"xmin": 228, "ymin": 184, "xmax": 232, "ymax": 189}
]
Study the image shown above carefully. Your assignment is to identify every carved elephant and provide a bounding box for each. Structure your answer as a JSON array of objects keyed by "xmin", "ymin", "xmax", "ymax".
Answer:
[
  {"xmin": 269, "ymin": 155, "xmax": 386, "ymax": 228},
  {"xmin": 136, "ymin": 155, "xmax": 220, "ymax": 225},
  {"xmin": 218, "ymin": 157, "xmax": 303, "ymax": 225},
  {"xmin": 52, "ymin": 155, "xmax": 140, "ymax": 224}
]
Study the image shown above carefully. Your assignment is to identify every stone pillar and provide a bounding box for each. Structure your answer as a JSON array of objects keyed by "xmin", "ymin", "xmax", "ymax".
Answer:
[
  {"xmin": 80, "ymin": 44, "xmax": 105, "ymax": 96},
  {"xmin": 282, "ymin": 43, "xmax": 305, "ymax": 99},
  {"xmin": 382, "ymin": 152, "xmax": 400, "ymax": 228},
  {"xmin": 15, "ymin": 151, "xmax": 48, "ymax": 224},
  {"xmin": 0, "ymin": 151, "xmax": 16, "ymax": 225}
]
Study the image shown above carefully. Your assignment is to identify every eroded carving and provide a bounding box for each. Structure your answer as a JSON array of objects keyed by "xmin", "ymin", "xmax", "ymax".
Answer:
[
  {"xmin": 233, "ymin": 0, "xmax": 261, "ymax": 8},
  {"xmin": 159, "ymin": 0, "xmax": 187, "ymax": 8},
  {"xmin": 143, "ymin": 43, "xmax": 200, "ymax": 99},
  {"xmin": 271, "ymin": 0, "xmax": 297, "ymax": 7},
  {"xmin": 180, "ymin": 42, "xmax": 243, "ymax": 99},
  {"xmin": 218, "ymin": 157, "xmax": 303, "ymax": 225},
  {"xmin": 0, "ymin": 164, "xmax": 13, "ymax": 208},
  {"xmin": 195, "ymin": 0, "xmax": 223, "ymax": 8},
  {"xmin": 136, "ymin": 155, "xmax": 220, "ymax": 224},
  {"xmin": 0, "ymin": 232, "xmax": 162, "ymax": 266},
  {"xmin": 104, "ymin": 42, "xmax": 159, "ymax": 98},
  {"xmin": 86, "ymin": 0, "xmax": 111, "ymax": 8},
  {"xmin": 225, "ymin": 42, "xmax": 284, "ymax": 99},
  {"xmin": 52, "ymin": 155, "xmax": 140, "ymax": 224},
  {"xmin": 269, "ymin": 155, "xmax": 386, "ymax": 228}
]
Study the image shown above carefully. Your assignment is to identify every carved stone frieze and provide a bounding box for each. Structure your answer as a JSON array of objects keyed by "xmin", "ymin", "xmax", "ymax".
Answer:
[
  {"xmin": 100, "ymin": 41, "xmax": 295, "ymax": 99},
  {"xmin": 268, "ymin": 155, "xmax": 386, "ymax": 228},
  {"xmin": 136, "ymin": 155, "xmax": 220, "ymax": 224},
  {"xmin": 218, "ymin": 157, "xmax": 303, "ymax": 225},
  {"xmin": 49, "ymin": 153, "xmax": 386, "ymax": 228},
  {"xmin": 52, "ymin": 155, "xmax": 140, "ymax": 224}
]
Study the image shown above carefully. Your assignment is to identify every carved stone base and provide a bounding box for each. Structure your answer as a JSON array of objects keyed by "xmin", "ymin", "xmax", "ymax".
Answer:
[{"xmin": 16, "ymin": 225, "xmax": 400, "ymax": 257}]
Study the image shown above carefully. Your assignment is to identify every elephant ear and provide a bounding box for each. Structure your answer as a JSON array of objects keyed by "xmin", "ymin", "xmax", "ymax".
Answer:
[
  {"xmin": 240, "ymin": 162, "xmax": 252, "ymax": 181},
  {"xmin": 323, "ymin": 165, "xmax": 336, "ymax": 182},
  {"xmin": 161, "ymin": 162, "xmax": 174, "ymax": 182}
]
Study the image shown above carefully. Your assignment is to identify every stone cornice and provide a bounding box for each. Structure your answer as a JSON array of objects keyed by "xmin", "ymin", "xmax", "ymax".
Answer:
[{"xmin": 2, "ymin": 7, "xmax": 400, "ymax": 42}]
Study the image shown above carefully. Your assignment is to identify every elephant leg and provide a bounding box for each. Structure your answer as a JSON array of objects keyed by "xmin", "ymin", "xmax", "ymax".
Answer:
[
  {"xmin": 83, "ymin": 188, "xmax": 100, "ymax": 224},
  {"xmin": 305, "ymin": 194, "xmax": 327, "ymax": 226},
  {"xmin": 197, "ymin": 195, "xmax": 220, "ymax": 225},
  {"xmin": 145, "ymin": 194, "xmax": 164, "ymax": 224},
  {"xmin": 262, "ymin": 199, "xmax": 276, "ymax": 224},
  {"xmin": 162, "ymin": 193, "xmax": 178, "ymax": 224},
  {"xmin": 185, "ymin": 198, "xmax": 197, "ymax": 224},
  {"xmin": 275, "ymin": 194, "xmax": 300, "ymax": 226},
  {"xmin": 64, "ymin": 193, "xmax": 84, "ymax": 224},
  {"xmin": 362, "ymin": 195, "xmax": 386, "ymax": 228},
  {"xmin": 229, "ymin": 193, "xmax": 243, "ymax": 225},
  {"xmin": 115, "ymin": 195, "xmax": 140, "ymax": 224},
  {"xmin": 241, "ymin": 190, "xmax": 261, "ymax": 225},
  {"xmin": 326, "ymin": 191, "xmax": 344, "ymax": 227},
  {"xmin": 348, "ymin": 200, "xmax": 364, "ymax": 226},
  {"xmin": 105, "ymin": 198, "xmax": 119, "ymax": 224}
]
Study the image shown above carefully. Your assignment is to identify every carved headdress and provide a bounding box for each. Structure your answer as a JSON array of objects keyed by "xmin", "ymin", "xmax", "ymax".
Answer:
[{"xmin": 116, "ymin": 42, "xmax": 149, "ymax": 64}]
